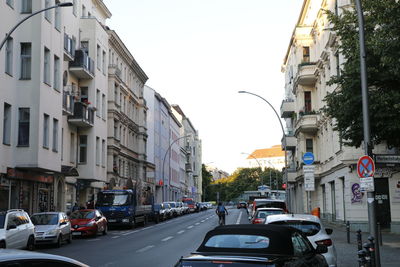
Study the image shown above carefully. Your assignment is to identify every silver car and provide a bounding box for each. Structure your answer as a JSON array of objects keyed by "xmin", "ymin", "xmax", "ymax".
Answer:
[{"xmin": 30, "ymin": 212, "xmax": 72, "ymax": 247}]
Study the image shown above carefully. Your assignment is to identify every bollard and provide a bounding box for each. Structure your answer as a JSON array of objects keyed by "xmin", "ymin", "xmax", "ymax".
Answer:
[
  {"xmin": 346, "ymin": 221, "xmax": 351, "ymax": 244},
  {"xmin": 357, "ymin": 229, "xmax": 363, "ymax": 251},
  {"xmin": 368, "ymin": 236, "xmax": 376, "ymax": 267},
  {"xmin": 377, "ymin": 222, "xmax": 382, "ymax": 246}
]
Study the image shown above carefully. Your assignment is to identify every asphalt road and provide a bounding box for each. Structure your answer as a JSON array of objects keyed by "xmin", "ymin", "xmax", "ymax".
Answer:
[{"xmin": 37, "ymin": 207, "xmax": 250, "ymax": 267}]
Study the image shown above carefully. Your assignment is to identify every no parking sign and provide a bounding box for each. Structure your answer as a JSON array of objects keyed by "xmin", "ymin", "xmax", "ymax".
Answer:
[{"xmin": 357, "ymin": 155, "xmax": 375, "ymax": 192}]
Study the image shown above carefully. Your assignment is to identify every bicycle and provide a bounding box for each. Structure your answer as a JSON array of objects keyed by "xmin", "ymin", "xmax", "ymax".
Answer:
[{"xmin": 218, "ymin": 212, "xmax": 227, "ymax": 226}]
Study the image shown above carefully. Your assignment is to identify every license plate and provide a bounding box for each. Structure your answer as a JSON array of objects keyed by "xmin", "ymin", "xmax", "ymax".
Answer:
[
  {"xmin": 72, "ymin": 232, "xmax": 81, "ymax": 236},
  {"xmin": 108, "ymin": 219, "xmax": 116, "ymax": 222}
]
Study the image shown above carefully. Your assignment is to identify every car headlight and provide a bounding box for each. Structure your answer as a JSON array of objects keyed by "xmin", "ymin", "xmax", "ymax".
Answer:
[{"xmin": 46, "ymin": 229, "xmax": 58, "ymax": 236}]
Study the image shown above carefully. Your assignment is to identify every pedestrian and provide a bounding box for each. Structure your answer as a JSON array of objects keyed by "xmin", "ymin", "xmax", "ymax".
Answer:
[{"xmin": 72, "ymin": 202, "xmax": 79, "ymax": 212}]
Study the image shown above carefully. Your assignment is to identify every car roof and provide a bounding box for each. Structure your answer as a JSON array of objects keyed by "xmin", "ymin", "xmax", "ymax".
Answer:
[
  {"xmin": 253, "ymin": 198, "xmax": 285, "ymax": 203},
  {"xmin": 266, "ymin": 214, "xmax": 321, "ymax": 223},
  {"xmin": 0, "ymin": 249, "xmax": 88, "ymax": 266},
  {"xmin": 197, "ymin": 224, "xmax": 297, "ymax": 256}
]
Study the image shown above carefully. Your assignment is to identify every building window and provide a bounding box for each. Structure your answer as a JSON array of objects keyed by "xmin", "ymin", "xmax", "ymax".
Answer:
[
  {"xmin": 6, "ymin": 0, "xmax": 14, "ymax": 8},
  {"xmin": 96, "ymin": 45, "xmax": 101, "ymax": 70},
  {"xmin": 3, "ymin": 103, "xmax": 11, "ymax": 145},
  {"xmin": 102, "ymin": 50, "xmax": 106, "ymax": 74},
  {"xmin": 102, "ymin": 94, "xmax": 106, "ymax": 119},
  {"xmin": 73, "ymin": 0, "xmax": 77, "ymax": 16},
  {"xmin": 43, "ymin": 114, "xmax": 49, "ymax": 148},
  {"xmin": 302, "ymin": 46, "xmax": 310, "ymax": 63},
  {"xmin": 102, "ymin": 139, "xmax": 105, "ymax": 167},
  {"xmin": 304, "ymin": 91, "xmax": 311, "ymax": 112},
  {"xmin": 44, "ymin": 0, "xmax": 51, "ymax": 22},
  {"xmin": 21, "ymin": 0, "xmax": 32, "ymax": 13},
  {"xmin": 44, "ymin": 47, "xmax": 51, "ymax": 85},
  {"xmin": 52, "ymin": 118, "xmax": 58, "ymax": 152},
  {"xmin": 20, "ymin": 43, "xmax": 31, "ymax": 79},
  {"xmin": 82, "ymin": 5, "xmax": 86, "ymax": 17},
  {"xmin": 96, "ymin": 89, "xmax": 100, "ymax": 117},
  {"xmin": 79, "ymin": 135, "xmax": 87, "ymax": 163},
  {"xmin": 5, "ymin": 38, "xmax": 13, "ymax": 76},
  {"xmin": 114, "ymin": 120, "xmax": 118, "ymax": 139},
  {"xmin": 96, "ymin": 136, "xmax": 100, "ymax": 165},
  {"xmin": 70, "ymin": 133, "xmax": 75, "ymax": 163},
  {"xmin": 306, "ymin": 138, "xmax": 313, "ymax": 153},
  {"xmin": 55, "ymin": 0, "xmax": 61, "ymax": 30},
  {"xmin": 53, "ymin": 55, "xmax": 60, "ymax": 91},
  {"xmin": 18, "ymin": 108, "xmax": 30, "ymax": 146}
]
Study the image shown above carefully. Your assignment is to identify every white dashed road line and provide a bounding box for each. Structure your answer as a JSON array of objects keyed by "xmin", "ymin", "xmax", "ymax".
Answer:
[
  {"xmin": 236, "ymin": 211, "xmax": 243, "ymax": 224},
  {"xmin": 112, "ymin": 236, "xmax": 120, "ymax": 239},
  {"xmin": 162, "ymin": 236, "xmax": 173, "ymax": 241},
  {"xmin": 195, "ymin": 222, "xmax": 200, "ymax": 225},
  {"xmin": 187, "ymin": 225, "xmax": 194, "ymax": 229},
  {"xmin": 122, "ymin": 230, "xmax": 140, "ymax": 236},
  {"xmin": 136, "ymin": 245, "xmax": 154, "ymax": 253},
  {"xmin": 177, "ymin": 230, "xmax": 185, "ymax": 234}
]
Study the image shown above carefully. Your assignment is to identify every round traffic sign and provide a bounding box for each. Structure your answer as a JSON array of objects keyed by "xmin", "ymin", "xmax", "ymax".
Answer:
[
  {"xmin": 303, "ymin": 152, "xmax": 315, "ymax": 165},
  {"xmin": 357, "ymin": 155, "xmax": 375, "ymax": 178}
]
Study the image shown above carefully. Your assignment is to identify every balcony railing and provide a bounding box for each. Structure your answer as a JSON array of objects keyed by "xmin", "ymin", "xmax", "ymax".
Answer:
[
  {"xmin": 62, "ymin": 90, "xmax": 75, "ymax": 116},
  {"xmin": 69, "ymin": 50, "xmax": 95, "ymax": 79},
  {"xmin": 280, "ymin": 98, "xmax": 295, "ymax": 118},
  {"xmin": 63, "ymin": 33, "xmax": 75, "ymax": 61},
  {"xmin": 294, "ymin": 113, "xmax": 318, "ymax": 135},
  {"xmin": 185, "ymin": 163, "xmax": 192, "ymax": 173},
  {"xmin": 68, "ymin": 102, "xmax": 94, "ymax": 127},
  {"xmin": 293, "ymin": 62, "xmax": 317, "ymax": 92}
]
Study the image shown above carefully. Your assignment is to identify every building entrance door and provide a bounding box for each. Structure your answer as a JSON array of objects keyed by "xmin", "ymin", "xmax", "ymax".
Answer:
[{"xmin": 374, "ymin": 178, "xmax": 391, "ymax": 228}]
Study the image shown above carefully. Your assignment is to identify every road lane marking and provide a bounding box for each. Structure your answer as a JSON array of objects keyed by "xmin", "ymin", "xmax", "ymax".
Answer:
[
  {"xmin": 136, "ymin": 245, "xmax": 154, "ymax": 253},
  {"xmin": 87, "ymin": 239, "xmax": 98, "ymax": 242},
  {"xmin": 236, "ymin": 211, "xmax": 243, "ymax": 224},
  {"xmin": 112, "ymin": 236, "xmax": 120, "ymax": 239},
  {"xmin": 201, "ymin": 220, "xmax": 205, "ymax": 222},
  {"xmin": 162, "ymin": 236, "xmax": 173, "ymax": 241},
  {"xmin": 122, "ymin": 230, "xmax": 140, "ymax": 236},
  {"xmin": 195, "ymin": 222, "xmax": 200, "ymax": 225},
  {"xmin": 177, "ymin": 230, "xmax": 185, "ymax": 234},
  {"xmin": 187, "ymin": 225, "xmax": 194, "ymax": 229}
]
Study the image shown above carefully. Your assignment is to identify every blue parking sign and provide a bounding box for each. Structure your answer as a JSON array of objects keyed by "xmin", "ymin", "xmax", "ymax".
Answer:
[{"xmin": 303, "ymin": 152, "xmax": 315, "ymax": 165}]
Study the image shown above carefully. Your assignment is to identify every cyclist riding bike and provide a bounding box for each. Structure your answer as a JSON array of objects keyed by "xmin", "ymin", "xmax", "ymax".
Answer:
[{"xmin": 216, "ymin": 202, "xmax": 228, "ymax": 225}]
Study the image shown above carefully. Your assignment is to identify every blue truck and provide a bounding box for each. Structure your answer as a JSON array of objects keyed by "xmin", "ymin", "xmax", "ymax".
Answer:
[{"xmin": 95, "ymin": 189, "xmax": 153, "ymax": 228}]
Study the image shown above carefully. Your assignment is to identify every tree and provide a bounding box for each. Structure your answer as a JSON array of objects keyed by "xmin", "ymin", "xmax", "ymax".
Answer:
[
  {"xmin": 324, "ymin": 0, "xmax": 400, "ymax": 148},
  {"xmin": 201, "ymin": 164, "xmax": 213, "ymax": 201}
]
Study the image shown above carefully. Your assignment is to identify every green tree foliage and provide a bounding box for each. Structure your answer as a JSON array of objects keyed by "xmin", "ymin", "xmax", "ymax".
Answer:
[
  {"xmin": 201, "ymin": 164, "xmax": 213, "ymax": 201},
  {"xmin": 323, "ymin": 0, "xmax": 400, "ymax": 148},
  {"xmin": 205, "ymin": 167, "xmax": 282, "ymax": 202}
]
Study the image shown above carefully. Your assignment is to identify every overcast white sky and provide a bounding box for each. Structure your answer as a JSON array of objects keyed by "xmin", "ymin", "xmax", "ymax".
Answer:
[{"xmin": 104, "ymin": 0, "xmax": 304, "ymax": 174}]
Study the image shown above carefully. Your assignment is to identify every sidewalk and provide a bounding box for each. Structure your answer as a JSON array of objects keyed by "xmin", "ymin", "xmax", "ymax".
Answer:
[{"xmin": 324, "ymin": 221, "xmax": 400, "ymax": 266}]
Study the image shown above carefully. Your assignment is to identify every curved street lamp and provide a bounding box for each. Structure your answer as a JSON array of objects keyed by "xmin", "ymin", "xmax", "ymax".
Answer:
[
  {"xmin": 162, "ymin": 134, "xmax": 191, "ymax": 202},
  {"xmin": 241, "ymin": 152, "xmax": 263, "ymax": 185},
  {"xmin": 0, "ymin": 2, "xmax": 73, "ymax": 51},
  {"xmin": 238, "ymin": 90, "xmax": 289, "ymax": 208}
]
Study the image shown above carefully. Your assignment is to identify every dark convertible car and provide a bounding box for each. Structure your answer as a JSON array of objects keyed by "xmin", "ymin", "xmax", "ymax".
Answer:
[{"xmin": 175, "ymin": 224, "xmax": 328, "ymax": 267}]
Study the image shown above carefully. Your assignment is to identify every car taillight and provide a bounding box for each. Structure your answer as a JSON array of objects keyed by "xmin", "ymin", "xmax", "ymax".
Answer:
[
  {"xmin": 253, "ymin": 218, "xmax": 264, "ymax": 224},
  {"xmin": 315, "ymin": 239, "xmax": 332, "ymax": 246}
]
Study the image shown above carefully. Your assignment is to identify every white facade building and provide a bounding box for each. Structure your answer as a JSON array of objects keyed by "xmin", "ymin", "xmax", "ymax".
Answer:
[{"xmin": 281, "ymin": 0, "xmax": 400, "ymax": 233}]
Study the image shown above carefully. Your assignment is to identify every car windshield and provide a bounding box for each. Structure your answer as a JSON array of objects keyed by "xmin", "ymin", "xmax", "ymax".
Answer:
[
  {"xmin": 169, "ymin": 203, "xmax": 176, "ymax": 208},
  {"xmin": 271, "ymin": 220, "xmax": 321, "ymax": 236},
  {"xmin": 31, "ymin": 214, "xmax": 59, "ymax": 225},
  {"xmin": 256, "ymin": 210, "xmax": 284, "ymax": 218},
  {"xmin": 204, "ymin": 234, "xmax": 270, "ymax": 249},
  {"xmin": 96, "ymin": 192, "xmax": 130, "ymax": 206},
  {"xmin": 0, "ymin": 214, "xmax": 5, "ymax": 228},
  {"xmin": 69, "ymin": 211, "xmax": 95, "ymax": 220},
  {"xmin": 256, "ymin": 202, "xmax": 286, "ymax": 210}
]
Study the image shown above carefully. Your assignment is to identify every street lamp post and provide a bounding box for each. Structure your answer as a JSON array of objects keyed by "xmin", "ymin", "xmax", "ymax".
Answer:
[
  {"xmin": 238, "ymin": 91, "xmax": 289, "ymax": 209},
  {"xmin": 241, "ymin": 152, "xmax": 263, "ymax": 186},
  {"xmin": 0, "ymin": 2, "xmax": 73, "ymax": 51},
  {"xmin": 162, "ymin": 135, "xmax": 191, "ymax": 202}
]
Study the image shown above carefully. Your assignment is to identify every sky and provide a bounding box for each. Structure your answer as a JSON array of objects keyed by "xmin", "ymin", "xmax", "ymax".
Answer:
[{"xmin": 103, "ymin": 0, "xmax": 304, "ymax": 174}]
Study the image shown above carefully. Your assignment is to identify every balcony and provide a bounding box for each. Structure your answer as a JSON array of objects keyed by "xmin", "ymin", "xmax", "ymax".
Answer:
[
  {"xmin": 294, "ymin": 113, "xmax": 318, "ymax": 135},
  {"xmin": 280, "ymin": 99, "xmax": 295, "ymax": 118},
  {"xmin": 69, "ymin": 50, "xmax": 95, "ymax": 79},
  {"xmin": 185, "ymin": 163, "xmax": 192, "ymax": 173},
  {"xmin": 293, "ymin": 62, "xmax": 317, "ymax": 91},
  {"xmin": 62, "ymin": 90, "xmax": 75, "ymax": 116},
  {"xmin": 68, "ymin": 102, "xmax": 94, "ymax": 127},
  {"xmin": 108, "ymin": 64, "xmax": 122, "ymax": 80},
  {"xmin": 282, "ymin": 133, "xmax": 296, "ymax": 151},
  {"xmin": 63, "ymin": 34, "xmax": 75, "ymax": 61},
  {"xmin": 286, "ymin": 169, "xmax": 297, "ymax": 183}
]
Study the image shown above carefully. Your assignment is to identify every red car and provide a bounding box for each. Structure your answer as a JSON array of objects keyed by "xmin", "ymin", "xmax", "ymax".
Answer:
[{"xmin": 69, "ymin": 209, "xmax": 107, "ymax": 237}]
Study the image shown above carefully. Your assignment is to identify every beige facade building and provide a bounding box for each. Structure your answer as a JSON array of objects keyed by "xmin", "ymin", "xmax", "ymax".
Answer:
[{"xmin": 281, "ymin": 0, "xmax": 400, "ymax": 233}]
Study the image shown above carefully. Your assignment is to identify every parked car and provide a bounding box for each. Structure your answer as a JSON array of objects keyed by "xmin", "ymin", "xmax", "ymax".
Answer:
[
  {"xmin": 175, "ymin": 202, "xmax": 184, "ymax": 216},
  {"xmin": 30, "ymin": 212, "xmax": 72, "ymax": 247},
  {"xmin": 175, "ymin": 224, "xmax": 329, "ymax": 266},
  {"xmin": 251, "ymin": 207, "xmax": 284, "ymax": 224},
  {"xmin": 162, "ymin": 202, "xmax": 173, "ymax": 219},
  {"xmin": 237, "ymin": 201, "xmax": 247, "ymax": 209},
  {"xmin": 69, "ymin": 209, "xmax": 107, "ymax": 237},
  {"xmin": 0, "ymin": 209, "xmax": 35, "ymax": 250},
  {"xmin": 166, "ymin": 202, "xmax": 179, "ymax": 217},
  {"xmin": 181, "ymin": 202, "xmax": 190, "ymax": 214},
  {"xmin": 151, "ymin": 203, "xmax": 169, "ymax": 223},
  {"xmin": 0, "ymin": 249, "xmax": 88, "ymax": 266},
  {"xmin": 266, "ymin": 214, "xmax": 337, "ymax": 267}
]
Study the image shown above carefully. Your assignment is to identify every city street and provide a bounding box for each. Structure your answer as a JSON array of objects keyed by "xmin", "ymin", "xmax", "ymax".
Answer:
[{"xmin": 37, "ymin": 208, "xmax": 250, "ymax": 267}]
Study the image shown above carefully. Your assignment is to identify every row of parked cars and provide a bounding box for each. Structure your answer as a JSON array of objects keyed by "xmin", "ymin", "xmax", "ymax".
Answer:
[{"xmin": 152, "ymin": 201, "xmax": 213, "ymax": 223}]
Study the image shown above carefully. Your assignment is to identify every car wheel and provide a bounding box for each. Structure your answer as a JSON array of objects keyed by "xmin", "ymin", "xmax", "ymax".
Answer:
[
  {"xmin": 26, "ymin": 236, "xmax": 35, "ymax": 251},
  {"xmin": 102, "ymin": 224, "xmax": 108, "ymax": 235},
  {"xmin": 131, "ymin": 219, "xmax": 136, "ymax": 229},
  {"xmin": 67, "ymin": 233, "xmax": 72, "ymax": 244},
  {"xmin": 0, "ymin": 240, "xmax": 6, "ymax": 248},
  {"xmin": 155, "ymin": 215, "xmax": 159, "ymax": 224},
  {"xmin": 56, "ymin": 235, "xmax": 62, "ymax": 248}
]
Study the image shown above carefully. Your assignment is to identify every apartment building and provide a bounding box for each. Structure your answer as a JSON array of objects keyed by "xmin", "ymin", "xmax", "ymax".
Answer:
[
  {"xmin": 106, "ymin": 30, "xmax": 151, "ymax": 197},
  {"xmin": 281, "ymin": 0, "xmax": 400, "ymax": 233}
]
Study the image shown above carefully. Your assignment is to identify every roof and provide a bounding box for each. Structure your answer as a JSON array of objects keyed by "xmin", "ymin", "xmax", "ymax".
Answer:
[
  {"xmin": 197, "ymin": 224, "xmax": 296, "ymax": 256},
  {"xmin": 248, "ymin": 145, "xmax": 284, "ymax": 159},
  {"xmin": 266, "ymin": 214, "xmax": 321, "ymax": 224}
]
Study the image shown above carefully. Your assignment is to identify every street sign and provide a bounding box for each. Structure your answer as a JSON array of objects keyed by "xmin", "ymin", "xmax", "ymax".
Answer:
[
  {"xmin": 303, "ymin": 165, "xmax": 315, "ymax": 191},
  {"xmin": 357, "ymin": 155, "xmax": 375, "ymax": 178},
  {"xmin": 374, "ymin": 154, "xmax": 400, "ymax": 165},
  {"xmin": 360, "ymin": 177, "xmax": 375, "ymax": 192},
  {"xmin": 303, "ymin": 152, "xmax": 315, "ymax": 165}
]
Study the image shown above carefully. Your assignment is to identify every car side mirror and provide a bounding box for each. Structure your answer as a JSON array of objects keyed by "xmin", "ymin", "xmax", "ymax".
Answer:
[
  {"xmin": 7, "ymin": 224, "xmax": 17, "ymax": 230},
  {"xmin": 315, "ymin": 244, "xmax": 328, "ymax": 254},
  {"xmin": 325, "ymin": 228, "xmax": 333, "ymax": 235}
]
